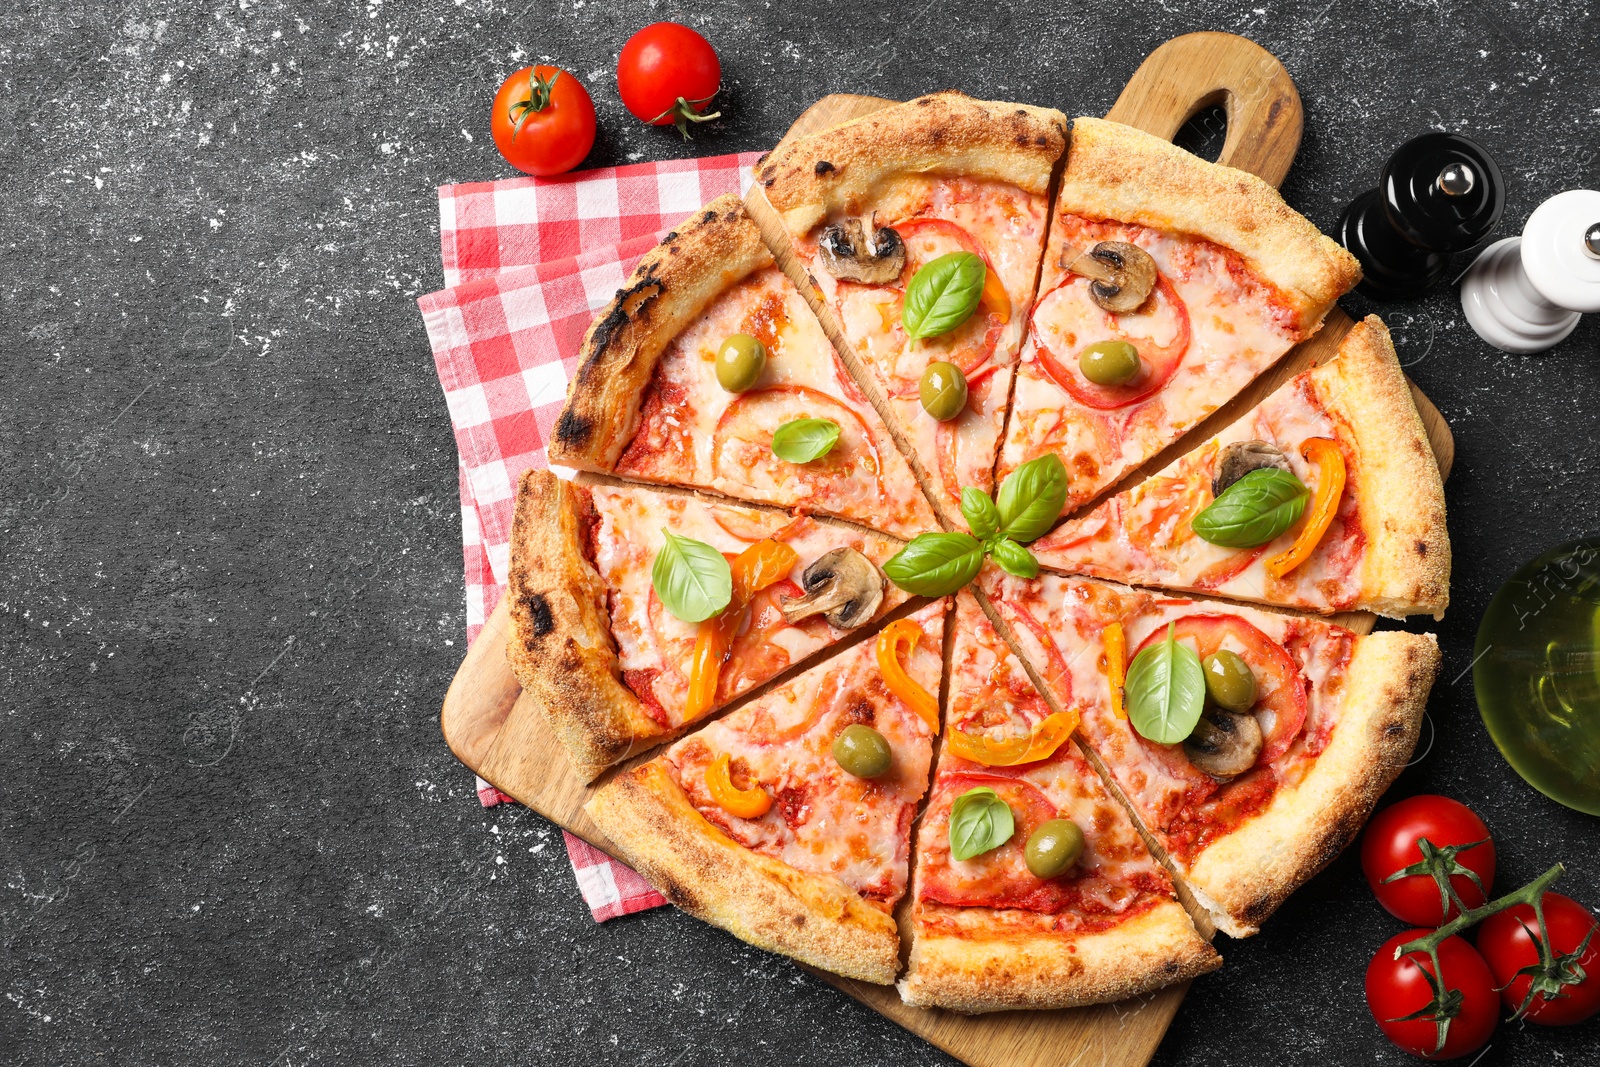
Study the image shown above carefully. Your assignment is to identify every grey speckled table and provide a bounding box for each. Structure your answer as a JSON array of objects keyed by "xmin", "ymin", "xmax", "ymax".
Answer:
[{"xmin": 5, "ymin": 2, "xmax": 1599, "ymax": 1064}]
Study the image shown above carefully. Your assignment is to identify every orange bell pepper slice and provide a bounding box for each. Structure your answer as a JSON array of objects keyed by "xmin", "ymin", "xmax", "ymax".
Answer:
[
  {"xmin": 945, "ymin": 710, "xmax": 1078, "ymax": 766},
  {"xmin": 1104, "ymin": 622, "xmax": 1128, "ymax": 720},
  {"xmin": 705, "ymin": 752, "xmax": 772, "ymax": 819},
  {"xmin": 1265, "ymin": 438, "xmax": 1346, "ymax": 579},
  {"xmin": 981, "ymin": 267, "xmax": 1011, "ymax": 325},
  {"xmin": 875, "ymin": 618, "xmax": 940, "ymax": 733},
  {"xmin": 684, "ymin": 539, "xmax": 799, "ymax": 721}
]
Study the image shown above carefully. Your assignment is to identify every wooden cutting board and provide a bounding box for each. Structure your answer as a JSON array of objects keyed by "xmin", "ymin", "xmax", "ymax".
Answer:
[{"xmin": 440, "ymin": 32, "xmax": 1454, "ymax": 1067}]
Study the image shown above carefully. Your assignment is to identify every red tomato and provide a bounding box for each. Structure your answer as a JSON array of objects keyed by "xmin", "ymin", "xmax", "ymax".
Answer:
[
  {"xmin": 1366, "ymin": 930, "xmax": 1498, "ymax": 1060},
  {"xmin": 617, "ymin": 22, "xmax": 722, "ymax": 137},
  {"xmin": 1478, "ymin": 892, "xmax": 1600, "ymax": 1025},
  {"xmin": 1362, "ymin": 795, "xmax": 1496, "ymax": 925},
  {"xmin": 489, "ymin": 65, "xmax": 596, "ymax": 176}
]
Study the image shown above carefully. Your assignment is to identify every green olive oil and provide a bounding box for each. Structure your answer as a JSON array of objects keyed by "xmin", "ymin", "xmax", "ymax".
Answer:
[{"xmin": 1474, "ymin": 538, "xmax": 1600, "ymax": 815}]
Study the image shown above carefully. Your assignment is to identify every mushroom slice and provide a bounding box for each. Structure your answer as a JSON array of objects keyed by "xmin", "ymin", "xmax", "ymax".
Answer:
[
  {"xmin": 817, "ymin": 218, "xmax": 905, "ymax": 285},
  {"xmin": 779, "ymin": 547, "xmax": 884, "ymax": 629},
  {"xmin": 1183, "ymin": 708, "xmax": 1265, "ymax": 780},
  {"xmin": 1211, "ymin": 440, "xmax": 1292, "ymax": 497},
  {"xmin": 1065, "ymin": 240, "xmax": 1158, "ymax": 313}
]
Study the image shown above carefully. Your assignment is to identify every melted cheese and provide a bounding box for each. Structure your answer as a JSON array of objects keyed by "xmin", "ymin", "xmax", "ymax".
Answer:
[
  {"xmin": 587, "ymin": 484, "xmax": 907, "ymax": 727},
  {"xmin": 998, "ymin": 216, "xmax": 1302, "ymax": 512},
  {"xmin": 661, "ymin": 601, "xmax": 946, "ymax": 904},
  {"xmin": 981, "ymin": 571, "xmax": 1353, "ymax": 872},
  {"xmin": 613, "ymin": 266, "xmax": 935, "ymax": 539},
  {"xmin": 1034, "ymin": 373, "xmax": 1366, "ymax": 613},
  {"xmin": 804, "ymin": 178, "xmax": 1050, "ymax": 520}
]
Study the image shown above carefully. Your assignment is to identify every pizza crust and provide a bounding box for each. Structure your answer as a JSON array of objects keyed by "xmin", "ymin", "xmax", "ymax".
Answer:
[
  {"xmin": 548, "ymin": 194, "xmax": 773, "ymax": 471},
  {"xmin": 1182, "ymin": 630, "xmax": 1441, "ymax": 937},
  {"xmin": 584, "ymin": 761, "xmax": 903, "ymax": 984},
  {"xmin": 506, "ymin": 470, "xmax": 669, "ymax": 781},
  {"xmin": 1059, "ymin": 117, "xmax": 1361, "ymax": 331},
  {"xmin": 898, "ymin": 898, "xmax": 1220, "ymax": 1012},
  {"xmin": 757, "ymin": 91, "xmax": 1068, "ymax": 238},
  {"xmin": 1319, "ymin": 316, "xmax": 1451, "ymax": 619}
]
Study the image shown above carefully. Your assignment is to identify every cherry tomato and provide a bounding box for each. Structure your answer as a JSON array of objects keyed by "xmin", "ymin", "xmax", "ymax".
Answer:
[
  {"xmin": 1478, "ymin": 892, "xmax": 1600, "ymax": 1025},
  {"xmin": 617, "ymin": 22, "xmax": 722, "ymax": 138},
  {"xmin": 489, "ymin": 65, "xmax": 596, "ymax": 176},
  {"xmin": 1361, "ymin": 795, "xmax": 1496, "ymax": 925},
  {"xmin": 1366, "ymin": 930, "xmax": 1498, "ymax": 1060}
]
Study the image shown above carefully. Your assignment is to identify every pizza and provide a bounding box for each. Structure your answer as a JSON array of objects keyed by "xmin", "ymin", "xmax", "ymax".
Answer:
[
  {"xmin": 981, "ymin": 570, "xmax": 1440, "ymax": 937},
  {"xmin": 507, "ymin": 469, "xmax": 909, "ymax": 780},
  {"xmin": 584, "ymin": 600, "xmax": 948, "ymax": 984},
  {"xmin": 898, "ymin": 591, "xmax": 1220, "ymax": 1011},
  {"xmin": 755, "ymin": 93, "xmax": 1068, "ymax": 526},
  {"xmin": 995, "ymin": 117, "xmax": 1362, "ymax": 514},
  {"xmin": 1029, "ymin": 316, "xmax": 1450, "ymax": 618},
  {"xmin": 502, "ymin": 97, "xmax": 1454, "ymax": 1006},
  {"xmin": 547, "ymin": 193, "xmax": 936, "ymax": 540}
]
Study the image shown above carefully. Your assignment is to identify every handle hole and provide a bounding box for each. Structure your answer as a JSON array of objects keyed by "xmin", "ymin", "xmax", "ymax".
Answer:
[{"xmin": 1174, "ymin": 102, "xmax": 1229, "ymax": 163}]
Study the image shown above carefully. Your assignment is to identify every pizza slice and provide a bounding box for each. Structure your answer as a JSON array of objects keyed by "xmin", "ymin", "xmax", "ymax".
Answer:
[
  {"xmin": 981, "ymin": 570, "xmax": 1439, "ymax": 938},
  {"xmin": 584, "ymin": 600, "xmax": 948, "ymax": 983},
  {"xmin": 899, "ymin": 591, "xmax": 1220, "ymax": 1011},
  {"xmin": 547, "ymin": 193, "xmax": 937, "ymax": 540},
  {"xmin": 996, "ymin": 117, "xmax": 1363, "ymax": 515},
  {"xmin": 756, "ymin": 92, "xmax": 1068, "ymax": 527},
  {"xmin": 1029, "ymin": 316, "xmax": 1450, "ymax": 619},
  {"xmin": 509, "ymin": 470, "xmax": 911, "ymax": 780}
]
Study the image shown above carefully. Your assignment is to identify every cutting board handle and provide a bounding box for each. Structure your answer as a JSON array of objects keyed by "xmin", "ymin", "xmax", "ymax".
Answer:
[{"xmin": 1105, "ymin": 31, "xmax": 1303, "ymax": 188}]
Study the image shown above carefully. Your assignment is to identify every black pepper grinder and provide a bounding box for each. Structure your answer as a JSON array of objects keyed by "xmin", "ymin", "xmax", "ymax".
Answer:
[{"xmin": 1336, "ymin": 132, "xmax": 1505, "ymax": 299}]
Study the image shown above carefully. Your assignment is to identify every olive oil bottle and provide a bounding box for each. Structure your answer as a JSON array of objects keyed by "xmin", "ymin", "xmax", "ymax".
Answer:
[{"xmin": 1474, "ymin": 537, "xmax": 1600, "ymax": 815}]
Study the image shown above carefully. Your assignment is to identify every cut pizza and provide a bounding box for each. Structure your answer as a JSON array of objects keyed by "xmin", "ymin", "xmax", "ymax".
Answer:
[
  {"xmin": 547, "ymin": 193, "xmax": 937, "ymax": 540},
  {"xmin": 899, "ymin": 591, "xmax": 1220, "ymax": 1011},
  {"xmin": 508, "ymin": 469, "xmax": 910, "ymax": 780},
  {"xmin": 756, "ymin": 92, "xmax": 1069, "ymax": 526},
  {"xmin": 995, "ymin": 117, "xmax": 1363, "ymax": 515},
  {"xmin": 981, "ymin": 570, "xmax": 1440, "ymax": 938},
  {"xmin": 1029, "ymin": 316, "xmax": 1450, "ymax": 619},
  {"xmin": 584, "ymin": 600, "xmax": 948, "ymax": 983}
]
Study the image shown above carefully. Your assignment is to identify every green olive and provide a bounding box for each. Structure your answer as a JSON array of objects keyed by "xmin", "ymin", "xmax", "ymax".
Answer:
[
  {"xmin": 919, "ymin": 361, "xmax": 969, "ymax": 422},
  {"xmin": 1202, "ymin": 650, "xmax": 1258, "ymax": 713},
  {"xmin": 1024, "ymin": 819, "xmax": 1086, "ymax": 878},
  {"xmin": 715, "ymin": 333, "xmax": 767, "ymax": 393},
  {"xmin": 1078, "ymin": 339, "xmax": 1142, "ymax": 387},
  {"xmin": 833, "ymin": 724, "xmax": 893, "ymax": 779}
]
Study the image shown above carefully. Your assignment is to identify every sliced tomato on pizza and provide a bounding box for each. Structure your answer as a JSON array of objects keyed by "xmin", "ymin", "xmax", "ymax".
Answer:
[
  {"xmin": 1030, "ymin": 316, "xmax": 1449, "ymax": 618},
  {"xmin": 508, "ymin": 470, "xmax": 910, "ymax": 780},
  {"xmin": 996, "ymin": 117, "xmax": 1362, "ymax": 515},
  {"xmin": 584, "ymin": 600, "xmax": 948, "ymax": 984},
  {"xmin": 547, "ymin": 194, "xmax": 936, "ymax": 540},
  {"xmin": 899, "ymin": 592, "xmax": 1219, "ymax": 1011},
  {"xmin": 982, "ymin": 570, "xmax": 1440, "ymax": 938},
  {"xmin": 756, "ymin": 93, "xmax": 1068, "ymax": 526}
]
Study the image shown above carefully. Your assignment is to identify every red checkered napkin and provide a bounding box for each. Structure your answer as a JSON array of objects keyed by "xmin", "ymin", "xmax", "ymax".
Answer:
[{"xmin": 422, "ymin": 153, "xmax": 765, "ymax": 921}]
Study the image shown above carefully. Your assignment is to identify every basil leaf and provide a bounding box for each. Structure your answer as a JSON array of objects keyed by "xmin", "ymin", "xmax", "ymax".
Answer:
[
  {"xmin": 1124, "ymin": 622, "xmax": 1206, "ymax": 744},
  {"xmin": 960, "ymin": 486, "xmax": 1000, "ymax": 540},
  {"xmin": 1191, "ymin": 468, "xmax": 1309, "ymax": 548},
  {"xmin": 771, "ymin": 417, "xmax": 841, "ymax": 464},
  {"xmin": 949, "ymin": 786, "xmax": 1015, "ymax": 861},
  {"xmin": 994, "ymin": 453, "xmax": 1068, "ymax": 544},
  {"xmin": 883, "ymin": 532, "xmax": 984, "ymax": 597},
  {"xmin": 903, "ymin": 252, "xmax": 986, "ymax": 340},
  {"xmin": 651, "ymin": 530, "xmax": 733, "ymax": 623},
  {"xmin": 989, "ymin": 537, "xmax": 1039, "ymax": 579}
]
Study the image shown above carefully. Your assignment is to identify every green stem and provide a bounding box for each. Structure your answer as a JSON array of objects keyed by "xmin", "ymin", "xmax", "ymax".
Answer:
[{"xmin": 1396, "ymin": 863, "xmax": 1565, "ymax": 959}]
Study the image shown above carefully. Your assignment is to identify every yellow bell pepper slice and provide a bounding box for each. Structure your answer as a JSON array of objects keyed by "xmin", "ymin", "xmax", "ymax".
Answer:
[
  {"xmin": 1104, "ymin": 622, "xmax": 1128, "ymax": 720},
  {"xmin": 981, "ymin": 267, "xmax": 1011, "ymax": 325},
  {"xmin": 946, "ymin": 710, "xmax": 1078, "ymax": 766},
  {"xmin": 875, "ymin": 618, "xmax": 940, "ymax": 733},
  {"xmin": 1265, "ymin": 438, "xmax": 1346, "ymax": 579},
  {"xmin": 684, "ymin": 539, "xmax": 800, "ymax": 721},
  {"xmin": 705, "ymin": 752, "xmax": 772, "ymax": 819}
]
